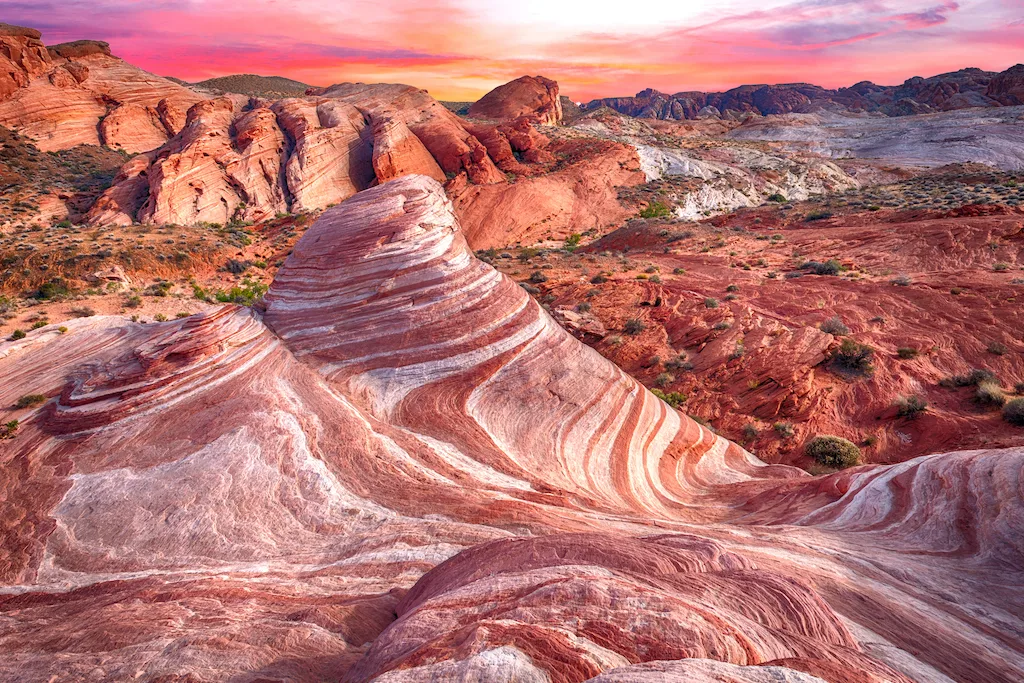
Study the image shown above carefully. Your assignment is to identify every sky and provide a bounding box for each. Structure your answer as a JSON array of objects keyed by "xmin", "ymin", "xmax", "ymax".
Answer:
[{"xmin": 4, "ymin": 0, "xmax": 1024, "ymax": 101}]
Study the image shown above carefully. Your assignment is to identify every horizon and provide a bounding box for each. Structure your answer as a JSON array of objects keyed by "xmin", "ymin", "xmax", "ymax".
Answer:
[{"xmin": 5, "ymin": 0, "xmax": 1023, "ymax": 101}]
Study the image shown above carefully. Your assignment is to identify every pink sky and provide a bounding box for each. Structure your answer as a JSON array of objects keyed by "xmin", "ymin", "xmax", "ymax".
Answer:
[{"xmin": 6, "ymin": 0, "xmax": 1024, "ymax": 101}]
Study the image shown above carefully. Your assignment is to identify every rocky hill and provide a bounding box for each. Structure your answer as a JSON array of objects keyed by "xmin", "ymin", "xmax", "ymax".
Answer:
[
  {"xmin": 585, "ymin": 65, "xmax": 1024, "ymax": 120},
  {"xmin": 191, "ymin": 73, "xmax": 313, "ymax": 98}
]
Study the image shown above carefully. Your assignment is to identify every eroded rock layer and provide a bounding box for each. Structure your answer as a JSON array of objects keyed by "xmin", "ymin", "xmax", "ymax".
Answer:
[
  {"xmin": 86, "ymin": 79, "xmax": 645, "ymax": 245},
  {"xmin": 1, "ymin": 175, "xmax": 1021, "ymax": 682},
  {"xmin": 0, "ymin": 25, "xmax": 205, "ymax": 152}
]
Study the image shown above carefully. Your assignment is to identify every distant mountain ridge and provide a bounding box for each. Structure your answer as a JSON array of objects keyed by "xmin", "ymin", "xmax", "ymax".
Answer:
[{"xmin": 584, "ymin": 65, "xmax": 1024, "ymax": 120}]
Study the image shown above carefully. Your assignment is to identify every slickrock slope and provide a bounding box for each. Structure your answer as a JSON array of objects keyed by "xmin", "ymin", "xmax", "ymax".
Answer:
[
  {"xmin": 87, "ymin": 79, "xmax": 645, "ymax": 245},
  {"xmin": 727, "ymin": 106, "xmax": 1024, "ymax": 171},
  {"xmin": 0, "ymin": 26, "xmax": 206, "ymax": 153},
  {"xmin": 585, "ymin": 66, "xmax": 1023, "ymax": 121},
  {"xmin": 1, "ymin": 175, "xmax": 1021, "ymax": 682},
  {"xmin": 468, "ymin": 75, "xmax": 563, "ymax": 125}
]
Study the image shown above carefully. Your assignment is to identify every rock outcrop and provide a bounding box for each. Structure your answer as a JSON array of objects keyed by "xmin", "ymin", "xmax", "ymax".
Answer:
[
  {"xmin": 469, "ymin": 75, "xmax": 563, "ymax": 125},
  {"xmin": 0, "ymin": 25, "xmax": 205, "ymax": 152},
  {"xmin": 87, "ymin": 80, "xmax": 645, "ymax": 242},
  {"xmin": 987, "ymin": 64, "xmax": 1024, "ymax": 105},
  {"xmin": 586, "ymin": 66, "xmax": 1022, "ymax": 120},
  {"xmin": 1, "ymin": 175, "xmax": 1021, "ymax": 682}
]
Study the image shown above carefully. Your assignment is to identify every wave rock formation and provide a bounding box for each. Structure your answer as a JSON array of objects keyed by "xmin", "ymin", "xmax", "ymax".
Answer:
[{"xmin": 1, "ymin": 175, "xmax": 1021, "ymax": 682}]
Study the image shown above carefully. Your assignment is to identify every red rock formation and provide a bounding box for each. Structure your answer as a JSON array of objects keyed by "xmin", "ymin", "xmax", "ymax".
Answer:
[
  {"xmin": 1, "ymin": 175, "xmax": 1022, "ymax": 681},
  {"xmin": 88, "ymin": 80, "xmax": 642, "ymax": 243},
  {"xmin": 987, "ymin": 64, "xmax": 1024, "ymax": 105},
  {"xmin": 0, "ymin": 26, "xmax": 205, "ymax": 153},
  {"xmin": 469, "ymin": 75, "xmax": 563, "ymax": 125}
]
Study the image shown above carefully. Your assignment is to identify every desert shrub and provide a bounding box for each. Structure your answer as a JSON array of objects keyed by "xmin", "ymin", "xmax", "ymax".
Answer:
[
  {"xmin": 212, "ymin": 279, "xmax": 268, "ymax": 306},
  {"xmin": 649, "ymin": 275, "xmax": 662, "ymax": 284},
  {"xmin": 34, "ymin": 278, "xmax": 71, "ymax": 300},
  {"xmin": 819, "ymin": 316, "xmax": 849, "ymax": 336},
  {"xmin": 624, "ymin": 318, "xmax": 646, "ymax": 335},
  {"xmin": 673, "ymin": 267, "xmax": 686, "ymax": 275},
  {"xmin": 767, "ymin": 193, "xmax": 787, "ymax": 203},
  {"xmin": 726, "ymin": 284, "xmax": 740, "ymax": 292},
  {"xmin": 742, "ymin": 423, "xmax": 759, "ymax": 441},
  {"xmin": 124, "ymin": 294, "xmax": 142, "ymax": 308},
  {"xmin": 976, "ymin": 380, "xmax": 1007, "ymax": 407},
  {"xmin": 0, "ymin": 420, "xmax": 18, "ymax": 439},
  {"xmin": 225, "ymin": 258, "xmax": 251, "ymax": 275},
  {"xmin": 518, "ymin": 247, "xmax": 541, "ymax": 262},
  {"xmin": 640, "ymin": 201, "xmax": 671, "ymax": 219},
  {"xmin": 774, "ymin": 421, "xmax": 795, "ymax": 438},
  {"xmin": 520, "ymin": 283, "xmax": 540, "ymax": 294},
  {"xmin": 651, "ymin": 389, "xmax": 687, "ymax": 408},
  {"xmin": 665, "ymin": 354, "xmax": 692, "ymax": 371},
  {"xmin": 590, "ymin": 274, "xmax": 608, "ymax": 284},
  {"xmin": 806, "ymin": 435, "xmax": 861, "ymax": 469},
  {"xmin": 1004, "ymin": 398, "xmax": 1024, "ymax": 426},
  {"xmin": 802, "ymin": 259, "xmax": 842, "ymax": 276},
  {"xmin": 564, "ymin": 233, "xmax": 582, "ymax": 249},
  {"xmin": 31, "ymin": 320, "xmax": 47, "ymax": 330},
  {"xmin": 153, "ymin": 313, "xmax": 168, "ymax": 322},
  {"xmin": 941, "ymin": 368, "xmax": 997, "ymax": 388},
  {"xmin": 145, "ymin": 280, "xmax": 173, "ymax": 297},
  {"xmin": 988, "ymin": 341, "xmax": 1008, "ymax": 356},
  {"xmin": 832, "ymin": 339, "xmax": 875, "ymax": 374},
  {"xmin": 890, "ymin": 274, "xmax": 912, "ymax": 286},
  {"xmin": 805, "ymin": 210, "xmax": 834, "ymax": 221},
  {"xmin": 69, "ymin": 307, "xmax": 95, "ymax": 318},
  {"xmin": 576, "ymin": 302, "xmax": 591, "ymax": 313},
  {"xmin": 704, "ymin": 297, "xmax": 719, "ymax": 308},
  {"xmin": 529, "ymin": 270, "xmax": 547, "ymax": 283},
  {"xmin": 994, "ymin": 263, "xmax": 1009, "ymax": 272},
  {"xmin": 894, "ymin": 395, "xmax": 928, "ymax": 419},
  {"xmin": 897, "ymin": 347, "xmax": 919, "ymax": 359},
  {"xmin": 655, "ymin": 372, "xmax": 675, "ymax": 387},
  {"xmin": 14, "ymin": 394, "xmax": 46, "ymax": 409}
]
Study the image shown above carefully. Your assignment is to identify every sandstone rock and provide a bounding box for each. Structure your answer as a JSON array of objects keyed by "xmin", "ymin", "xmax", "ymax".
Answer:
[
  {"xmin": 0, "ymin": 27, "xmax": 206, "ymax": 152},
  {"xmin": 86, "ymin": 265, "xmax": 131, "ymax": 288},
  {"xmin": 371, "ymin": 114, "xmax": 446, "ymax": 184},
  {"xmin": 0, "ymin": 176, "xmax": 1022, "ymax": 681},
  {"xmin": 469, "ymin": 75, "xmax": 563, "ymax": 125}
]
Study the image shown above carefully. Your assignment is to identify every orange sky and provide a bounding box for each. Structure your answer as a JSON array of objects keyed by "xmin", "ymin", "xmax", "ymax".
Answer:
[{"xmin": 6, "ymin": 0, "xmax": 1024, "ymax": 101}]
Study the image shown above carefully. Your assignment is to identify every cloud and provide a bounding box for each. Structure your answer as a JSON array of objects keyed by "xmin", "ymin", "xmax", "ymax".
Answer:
[{"xmin": 0, "ymin": 0, "xmax": 1019, "ymax": 99}]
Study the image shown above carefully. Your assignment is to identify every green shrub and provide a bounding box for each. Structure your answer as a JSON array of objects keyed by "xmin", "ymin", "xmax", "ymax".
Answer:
[
  {"xmin": 774, "ymin": 421, "xmax": 795, "ymax": 438},
  {"xmin": 704, "ymin": 297, "xmax": 719, "ymax": 309},
  {"xmin": 652, "ymin": 389, "xmax": 687, "ymax": 408},
  {"xmin": 742, "ymin": 423, "xmax": 759, "ymax": 441},
  {"xmin": 639, "ymin": 201, "xmax": 671, "ymax": 219},
  {"xmin": 564, "ymin": 233, "xmax": 582, "ymax": 250},
  {"xmin": 153, "ymin": 313, "xmax": 168, "ymax": 322},
  {"xmin": 15, "ymin": 394, "xmax": 46, "ymax": 409},
  {"xmin": 624, "ymin": 318, "xmax": 646, "ymax": 335},
  {"xmin": 1004, "ymin": 398, "xmax": 1024, "ymax": 426},
  {"xmin": 655, "ymin": 372, "xmax": 675, "ymax": 387},
  {"xmin": 897, "ymin": 347, "xmax": 919, "ymax": 359},
  {"xmin": 806, "ymin": 435, "xmax": 861, "ymax": 468},
  {"xmin": 34, "ymin": 278, "xmax": 71, "ymax": 300},
  {"xmin": 941, "ymin": 368, "xmax": 997, "ymax": 388},
  {"xmin": 802, "ymin": 259, "xmax": 843, "ymax": 276},
  {"xmin": 805, "ymin": 210, "xmax": 834, "ymax": 221},
  {"xmin": 832, "ymin": 339, "xmax": 875, "ymax": 375},
  {"xmin": 529, "ymin": 271, "xmax": 547, "ymax": 284},
  {"xmin": 0, "ymin": 419, "xmax": 18, "ymax": 439},
  {"xmin": 767, "ymin": 193, "xmax": 787, "ymax": 203},
  {"xmin": 9, "ymin": 329, "xmax": 26, "ymax": 340},
  {"xmin": 590, "ymin": 274, "xmax": 608, "ymax": 284},
  {"xmin": 894, "ymin": 395, "xmax": 928, "ymax": 419}
]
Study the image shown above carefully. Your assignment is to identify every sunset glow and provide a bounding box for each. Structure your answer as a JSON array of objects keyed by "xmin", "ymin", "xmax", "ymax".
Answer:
[{"xmin": 6, "ymin": 0, "xmax": 1024, "ymax": 100}]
